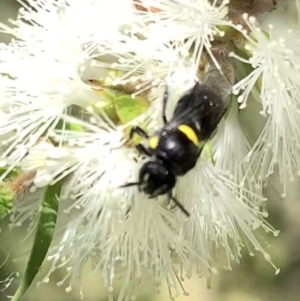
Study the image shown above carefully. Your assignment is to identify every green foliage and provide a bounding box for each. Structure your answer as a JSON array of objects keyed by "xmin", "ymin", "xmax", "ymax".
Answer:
[
  {"xmin": 91, "ymin": 81, "xmax": 149, "ymax": 125},
  {"xmin": 55, "ymin": 119, "xmax": 84, "ymax": 132},
  {"xmin": 11, "ymin": 181, "xmax": 63, "ymax": 301},
  {"xmin": 113, "ymin": 94, "xmax": 149, "ymax": 124},
  {"xmin": 201, "ymin": 142, "xmax": 215, "ymax": 164},
  {"xmin": 0, "ymin": 187, "xmax": 13, "ymax": 219},
  {"xmin": 0, "ymin": 168, "xmax": 19, "ymax": 219},
  {"xmin": 0, "ymin": 167, "xmax": 19, "ymax": 179}
]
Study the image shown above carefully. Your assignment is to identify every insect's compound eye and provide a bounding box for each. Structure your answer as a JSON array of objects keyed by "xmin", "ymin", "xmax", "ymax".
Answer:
[
  {"xmin": 139, "ymin": 171, "xmax": 151, "ymax": 191},
  {"xmin": 141, "ymin": 171, "xmax": 150, "ymax": 183},
  {"xmin": 139, "ymin": 162, "xmax": 162, "ymax": 194},
  {"xmin": 138, "ymin": 161, "xmax": 176, "ymax": 196},
  {"xmin": 140, "ymin": 161, "xmax": 164, "ymax": 181}
]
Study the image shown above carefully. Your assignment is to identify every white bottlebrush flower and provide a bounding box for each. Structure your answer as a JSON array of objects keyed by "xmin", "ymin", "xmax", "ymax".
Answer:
[
  {"xmin": 0, "ymin": 0, "xmax": 289, "ymax": 300},
  {"xmin": 21, "ymin": 119, "xmax": 277, "ymax": 300},
  {"xmin": 0, "ymin": 0, "xmax": 137, "ymax": 56},
  {"xmin": 175, "ymin": 155, "xmax": 279, "ymax": 274},
  {"xmin": 135, "ymin": 0, "xmax": 239, "ymax": 71},
  {"xmin": 211, "ymin": 102, "xmax": 260, "ymax": 195},
  {"xmin": 231, "ymin": 13, "xmax": 300, "ymax": 195},
  {"xmin": 0, "ymin": 0, "xmax": 139, "ymax": 180},
  {"xmin": 0, "ymin": 0, "xmax": 188, "ymax": 186},
  {"xmin": 94, "ymin": 41, "xmax": 188, "ymax": 98},
  {"xmin": 33, "ymin": 126, "xmax": 193, "ymax": 299},
  {"xmin": 0, "ymin": 46, "xmax": 99, "ymax": 181},
  {"xmin": 20, "ymin": 141, "xmax": 82, "ymax": 188}
]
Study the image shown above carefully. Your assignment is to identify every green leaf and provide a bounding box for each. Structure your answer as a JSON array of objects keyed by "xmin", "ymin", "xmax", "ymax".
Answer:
[
  {"xmin": 0, "ymin": 167, "xmax": 19, "ymax": 179},
  {"xmin": 92, "ymin": 89, "xmax": 149, "ymax": 125},
  {"xmin": 114, "ymin": 94, "xmax": 149, "ymax": 124},
  {"xmin": 0, "ymin": 166, "xmax": 20, "ymax": 219},
  {"xmin": 201, "ymin": 142, "xmax": 215, "ymax": 164},
  {"xmin": 0, "ymin": 187, "xmax": 13, "ymax": 219},
  {"xmin": 55, "ymin": 119, "xmax": 84, "ymax": 132},
  {"xmin": 94, "ymin": 90, "xmax": 121, "ymax": 124},
  {"xmin": 11, "ymin": 181, "xmax": 63, "ymax": 301}
]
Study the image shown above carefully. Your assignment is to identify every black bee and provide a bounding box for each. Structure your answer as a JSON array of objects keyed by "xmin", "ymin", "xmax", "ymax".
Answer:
[{"xmin": 121, "ymin": 69, "xmax": 231, "ymax": 216}]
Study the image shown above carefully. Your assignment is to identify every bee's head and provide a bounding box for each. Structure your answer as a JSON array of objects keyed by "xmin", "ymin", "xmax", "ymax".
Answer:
[{"xmin": 138, "ymin": 160, "xmax": 176, "ymax": 197}]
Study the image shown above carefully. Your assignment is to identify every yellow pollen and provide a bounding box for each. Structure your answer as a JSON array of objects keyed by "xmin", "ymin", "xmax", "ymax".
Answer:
[{"xmin": 148, "ymin": 136, "xmax": 159, "ymax": 149}]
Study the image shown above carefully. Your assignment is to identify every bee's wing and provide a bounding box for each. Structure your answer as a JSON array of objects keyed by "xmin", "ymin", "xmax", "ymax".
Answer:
[
  {"xmin": 200, "ymin": 68, "xmax": 232, "ymax": 106},
  {"xmin": 170, "ymin": 83, "xmax": 210, "ymax": 121},
  {"xmin": 165, "ymin": 70, "xmax": 232, "ymax": 138}
]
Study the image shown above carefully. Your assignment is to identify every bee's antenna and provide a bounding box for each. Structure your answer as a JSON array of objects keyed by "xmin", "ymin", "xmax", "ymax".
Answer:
[
  {"xmin": 162, "ymin": 85, "xmax": 169, "ymax": 124},
  {"xmin": 119, "ymin": 182, "xmax": 140, "ymax": 188}
]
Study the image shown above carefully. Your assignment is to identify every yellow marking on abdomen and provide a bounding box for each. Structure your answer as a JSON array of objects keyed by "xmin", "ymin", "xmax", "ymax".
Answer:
[
  {"xmin": 178, "ymin": 124, "xmax": 199, "ymax": 146},
  {"xmin": 148, "ymin": 136, "xmax": 159, "ymax": 149}
]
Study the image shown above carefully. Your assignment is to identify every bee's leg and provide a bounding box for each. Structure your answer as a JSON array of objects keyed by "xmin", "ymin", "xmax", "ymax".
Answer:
[
  {"xmin": 135, "ymin": 143, "xmax": 153, "ymax": 157},
  {"xmin": 124, "ymin": 125, "xmax": 149, "ymax": 146},
  {"xmin": 128, "ymin": 126, "xmax": 149, "ymax": 140},
  {"xmin": 162, "ymin": 86, "xmax": 169, "ymax": 124},
  {"xmin": 167, "ymin": 192, "xmax": 190, "ymax": 217}
]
